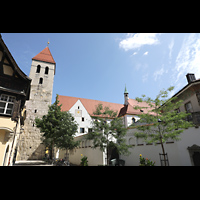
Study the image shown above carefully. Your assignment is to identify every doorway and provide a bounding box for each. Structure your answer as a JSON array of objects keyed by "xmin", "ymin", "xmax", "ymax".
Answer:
[
  {"xmin": 187, "ymin": 144, "xmax": 200, "ymax": 166},
  {"xmin": 193, "ymin": 152, "xmax": 200, "ymax": 166}
]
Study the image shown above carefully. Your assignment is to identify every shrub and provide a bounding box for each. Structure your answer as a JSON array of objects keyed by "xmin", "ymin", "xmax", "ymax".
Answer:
[
  {"xmin": 139, "ymin": 154, "xmax": 155, "ymax": 166},
  {"xmin": 80, "ymin": 154, "xmax": 88, "ymax": 166}
]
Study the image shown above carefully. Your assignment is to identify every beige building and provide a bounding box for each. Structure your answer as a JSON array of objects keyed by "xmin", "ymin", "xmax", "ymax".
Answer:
[
  {"xmin": 0, "ymin": 34, "xmax": 31, "ymax": 166},
  {"xmin": 121, "ymin": 73, "xmax": 200, "ymax": 166}
]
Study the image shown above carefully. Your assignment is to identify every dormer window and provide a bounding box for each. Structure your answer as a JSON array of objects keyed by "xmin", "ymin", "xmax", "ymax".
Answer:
[
  {"xmin": 132, "ymin": 116, "xmax": 140, "ymax": 124},
  {"xmin": 0, "ymin": 94, "xmax": 15, "ymax": 115}
]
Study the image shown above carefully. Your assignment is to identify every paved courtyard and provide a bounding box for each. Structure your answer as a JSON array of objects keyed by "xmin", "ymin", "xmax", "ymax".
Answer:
[{"xmin": 14, "ymin": 160, "xmax": 52, "ymax": 166}]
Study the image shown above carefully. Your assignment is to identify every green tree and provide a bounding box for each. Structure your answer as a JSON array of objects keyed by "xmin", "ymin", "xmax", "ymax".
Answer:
[
  {"xmin": 35, "ymin": 94, "xmax": 79, "ymax": 160},
  {"xmin": 86, "ymin": 104, "xmax": 131, "ymax": 165},
  {"xmin": 133, "ymin": 86, "xmax": 193, "ymax": 166}
]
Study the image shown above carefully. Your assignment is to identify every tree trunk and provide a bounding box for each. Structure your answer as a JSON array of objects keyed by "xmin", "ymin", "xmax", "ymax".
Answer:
[
  {"xmin": 158, "ymin": 123, "xmax": 167, "ymax": 166},
  {"xmin": 160, "ymin": 139, "xmax": 167, "ymax": 166}
]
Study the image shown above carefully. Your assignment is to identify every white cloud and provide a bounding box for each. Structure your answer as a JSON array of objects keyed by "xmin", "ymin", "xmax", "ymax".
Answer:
[
  {"xmin": 154, "ymin": 67, "xmax": 164, "ymax": 81},
  {"xmin": 173, "ymin": 33, "xmax": 200, "ymax": 85},
  {"xmin": 131, "ymin": 52, "xmax": 138, "ymax": 56},
  {"xmin": 143, "ymin": 51, "xmax": 148, "ymax": 56},
  {"xmin": 153, "ymin": 65, "xmax": 168, "ymax": 81},
  {"xmin": 119, "ymin": 33, "xmax": 161, "ymax": 51},
  {"xmin": 142, "ymin": 73, "xmax": 149, "ymax": 83},
  {"xmin": 168, "ymin": 39, "xmax": 174, "ymax": 61}
]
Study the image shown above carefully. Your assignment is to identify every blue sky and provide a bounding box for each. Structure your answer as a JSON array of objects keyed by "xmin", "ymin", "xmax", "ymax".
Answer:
[{"xmin": 2, "ymin": 33, "xmax": 200, "ymax": 104}]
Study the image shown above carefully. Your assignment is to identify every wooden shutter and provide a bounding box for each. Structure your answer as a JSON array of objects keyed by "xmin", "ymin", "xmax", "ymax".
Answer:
[{"xmin": 11, "ymin": 99, "xmax": 21, "ymax": 122}]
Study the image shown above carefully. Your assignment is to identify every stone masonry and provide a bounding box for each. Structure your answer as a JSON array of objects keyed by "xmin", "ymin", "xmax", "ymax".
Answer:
[{"xmin": 17, "ymin": 47, "xmax": 55, "ymax": 160}]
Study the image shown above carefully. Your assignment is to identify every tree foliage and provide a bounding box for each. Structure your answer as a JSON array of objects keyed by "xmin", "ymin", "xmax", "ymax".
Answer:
[
  {"xmin": 133, "ymin": 86, "xmax": 194, "ymax": 165},
  {"xmin": 35, "ymin": 94, "xmax": 79, "ymax": 159},
  {"xmin": 86, "ymin": 104, "xmax": 131, "ymax": 165}
]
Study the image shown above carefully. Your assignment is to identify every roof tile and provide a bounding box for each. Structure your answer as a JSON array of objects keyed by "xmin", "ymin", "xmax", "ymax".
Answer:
[
  {"xmin": 58, "ymin": 95, "xmax": 155, "ymax": 118},
  {"xmin": 58, "ymin": 95, "xmax": 123, "ymax": 118},
  {"xmin": 32, "ymin": 46, "xmax": 55, "ymax": 64}
]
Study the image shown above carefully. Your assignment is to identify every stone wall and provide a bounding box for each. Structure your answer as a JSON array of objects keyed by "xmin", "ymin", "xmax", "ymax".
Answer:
[{"xmin": 16, "ymin": 59, "xmax": 55, "ymax": 160}]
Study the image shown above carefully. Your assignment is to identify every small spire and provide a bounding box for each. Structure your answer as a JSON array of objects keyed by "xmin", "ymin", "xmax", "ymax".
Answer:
[
  {"xmin": 47, "ymin": 39, "xmax": 50, "ymax": 47},
  {"xmin": 124, "ymin": 84, "xmax": 128, "ymax": 94},
  {"xmin": 124, "ymin": 84, "xmax": 129, "ymax": 105}
]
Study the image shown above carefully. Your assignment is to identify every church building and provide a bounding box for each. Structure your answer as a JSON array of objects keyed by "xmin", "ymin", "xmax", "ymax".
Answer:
[{"xmin": 57, "ymin": 87, "xmax": 154, "ymax": 165}]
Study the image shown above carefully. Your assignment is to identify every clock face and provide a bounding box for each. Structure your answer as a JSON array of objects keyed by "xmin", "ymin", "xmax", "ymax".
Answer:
[{"xmin": 75, "ymin": 109, "xmax": 82, "ymax": 117}]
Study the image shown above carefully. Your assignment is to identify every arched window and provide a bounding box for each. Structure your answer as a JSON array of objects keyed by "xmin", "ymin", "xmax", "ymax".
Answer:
[
  {"xmin": 45, "ymin": 66, "xmax": 49, "ymax": 75},
  {"xmin": 39, "ymin": 77, "xmax": 43, "ymax": 84},
  {"xmin": 137, "ymin": 137, "xmax": 144, "ymax": 146},
  {"xmin": 129, "ymin": 137, "xmax": 136, "ymax": 146},
  {"xmin": 36, "ymin": 65, "xmax": 41, "ymax": 73}
]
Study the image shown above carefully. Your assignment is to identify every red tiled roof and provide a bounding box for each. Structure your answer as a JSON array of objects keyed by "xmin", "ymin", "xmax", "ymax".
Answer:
[
  {"xmin": 58, "ymin": 95, "xmax": 155, "ymax": 118},
  {"xmin": 32, "ymin": 47, "xmax": 55, "ymax": 64},
  {"xmin": 58, "ymin": 95, "xmax": 123, "ymax": 118},
  {"xmin": 118, "ymin": 99, "xmax": 156, "ymax": 117}
]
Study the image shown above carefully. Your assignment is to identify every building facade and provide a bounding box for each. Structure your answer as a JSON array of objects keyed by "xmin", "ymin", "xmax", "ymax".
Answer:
[
  {"xmin": 0, "ymin": 34, "xmax": 31, "ymax": 166},
  {"xmin": 58, "ymin": 87, "xmax": 156, "ymax": 165},
  {"xmin": 16, "ymin": 46, "xmax": 56, "ymax": 160},
  {"xmin": 121, "ymin": 73, "xmax": 200, "ymax": 166},
  {"xmin": 4, "ymin": 34, "xmax": 198, "ymax": 165},
  {"xmin": 58, "ymin": 73, "xmax": 200, "ymax": 166}
]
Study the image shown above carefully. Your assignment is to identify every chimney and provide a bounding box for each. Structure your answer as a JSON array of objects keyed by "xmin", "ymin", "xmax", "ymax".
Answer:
[{"xmin": 186, "ymin": 73, "xmax": 196, "ymax": 84}]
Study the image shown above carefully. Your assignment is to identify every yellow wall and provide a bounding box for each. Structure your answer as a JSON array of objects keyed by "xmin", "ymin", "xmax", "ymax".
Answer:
[
  {"xmin": 0, "ymin": 116, "xmax": 16, "ymax": 131},
  {"xmin": 0, "ymin": 116, "xmax": 16, "ymax": 165},
  {"xmin": 0, "ymin": 130, "xmax": 6, "ymax": 165}
]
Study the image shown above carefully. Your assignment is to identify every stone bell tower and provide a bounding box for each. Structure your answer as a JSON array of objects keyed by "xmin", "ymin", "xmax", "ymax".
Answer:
[{"xmin": 17, "ymin": 45, "xmax": 56, "ymax": 160}]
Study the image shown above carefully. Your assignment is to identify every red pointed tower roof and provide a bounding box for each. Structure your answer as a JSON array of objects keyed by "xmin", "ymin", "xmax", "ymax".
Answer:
[{"xmin": 32, "ymin": 46, "xmax": 55, "ymax": 64}]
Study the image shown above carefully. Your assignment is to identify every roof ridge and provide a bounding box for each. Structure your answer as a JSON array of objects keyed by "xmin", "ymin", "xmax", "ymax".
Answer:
[{"xmin": 58, "ymin": 95, "xmax": 123, "ymax": 105}]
